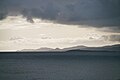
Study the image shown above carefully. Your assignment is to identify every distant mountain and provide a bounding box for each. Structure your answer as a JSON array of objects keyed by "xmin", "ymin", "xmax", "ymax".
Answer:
[
  {"xmin": 84, "ymin": 44, "xmax": 120, "ymax": 51},
  {"xmin": 62, "ymin": 45, "xmax": 87, "ymax": 51},
  {"xmin": 21, "ymin": 47, "xmax": 61, "ymax": 52},
  {"xmin": 62, "ymin": 44, "xmax": 120, "ymax": 52},
  {"xmin": 21, "ymin": 44, "xmax": 120, "ymax": 52}
]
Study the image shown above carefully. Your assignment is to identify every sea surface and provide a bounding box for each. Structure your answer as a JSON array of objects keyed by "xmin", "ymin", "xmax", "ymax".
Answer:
[{"xmin": 0, "ymin": 52, "xmax": 120, "ymax": 80}]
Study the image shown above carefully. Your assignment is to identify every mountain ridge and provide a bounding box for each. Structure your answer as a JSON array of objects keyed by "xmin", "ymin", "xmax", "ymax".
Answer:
[{"xmin": 20, "ymin": 44, "xmax": 120, "ymax": 52}]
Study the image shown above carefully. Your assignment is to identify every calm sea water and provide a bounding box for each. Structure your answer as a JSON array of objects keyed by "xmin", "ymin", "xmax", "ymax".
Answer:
[{"xmin": 0, "ymin": 52, "xmax": 120, "ymax": 80}]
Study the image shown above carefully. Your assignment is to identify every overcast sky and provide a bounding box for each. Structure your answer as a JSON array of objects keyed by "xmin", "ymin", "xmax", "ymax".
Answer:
[{"xmin": 0, "ymin": 0, "xmax": 120, "ymax": 51}]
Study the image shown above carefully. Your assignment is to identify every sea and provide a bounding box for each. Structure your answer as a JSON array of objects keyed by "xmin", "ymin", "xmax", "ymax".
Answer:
[{"xmin": 0, "ymin": 51, "xmax": 120, "ymax": 80}]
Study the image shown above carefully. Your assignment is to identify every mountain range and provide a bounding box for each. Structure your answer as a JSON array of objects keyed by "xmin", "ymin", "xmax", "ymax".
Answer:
[{"xmin": 21, "ymin": 44, "xmax": 120, "ymax": 52}]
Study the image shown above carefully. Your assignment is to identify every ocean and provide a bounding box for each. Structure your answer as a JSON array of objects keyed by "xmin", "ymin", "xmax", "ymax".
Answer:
[{"xmin": 0, "ymin": 52, "xmax": 120, "ymax": 80}]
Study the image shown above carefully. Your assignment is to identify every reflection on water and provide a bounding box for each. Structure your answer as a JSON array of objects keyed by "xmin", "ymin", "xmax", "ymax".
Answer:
[{"xmin": 0, "ymin": 52, "xmax": 120, "ymax": 80}]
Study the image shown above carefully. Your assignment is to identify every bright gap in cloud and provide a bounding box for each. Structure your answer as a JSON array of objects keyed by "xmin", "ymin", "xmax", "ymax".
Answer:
[{"xmin": 0, "ymin": 16, "xmax": 119, "ymax": 51}]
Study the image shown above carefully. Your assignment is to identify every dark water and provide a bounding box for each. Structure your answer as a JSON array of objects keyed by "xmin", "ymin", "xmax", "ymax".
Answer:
[{"xmin": 0, "ymin": 52, "xmax": 120, "ymax": 80}]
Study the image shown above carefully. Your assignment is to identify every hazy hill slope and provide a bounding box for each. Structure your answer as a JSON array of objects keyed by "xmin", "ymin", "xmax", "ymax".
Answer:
[{"xmin": 21, "ymin": 44, "xmax": 120, "ymax": 52}]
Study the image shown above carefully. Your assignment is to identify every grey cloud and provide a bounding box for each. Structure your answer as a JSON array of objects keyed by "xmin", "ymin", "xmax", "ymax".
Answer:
[
  {"xmin": 0, "ymin": 0, "xmax": 120, "ymax": 31},
  {"xmin": 97, "ymin": 27, "xmax": 120, "ymax": 33},
  {"xmin": 101, "ymin": 35, "xmax": 120, "ymax": 42}
]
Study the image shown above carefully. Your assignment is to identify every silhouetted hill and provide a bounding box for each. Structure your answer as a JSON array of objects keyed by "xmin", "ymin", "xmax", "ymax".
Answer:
[
  {"xmin": 21, "ymin": 44, "xmax": 120, "ymax": 52},
  {"xmin": 84, "ymin": 44, "xmax": 120, "ymax": 51}
]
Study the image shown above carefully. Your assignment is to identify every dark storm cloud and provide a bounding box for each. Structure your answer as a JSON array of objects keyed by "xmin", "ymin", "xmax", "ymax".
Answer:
[{"xmin": 0, "ymin": 0, "xmax": 120, "ymax": 31}]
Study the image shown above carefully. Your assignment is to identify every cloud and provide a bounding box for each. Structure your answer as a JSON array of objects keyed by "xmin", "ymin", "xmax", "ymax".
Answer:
[
  {"xmin": 98, "ymin": 27, "xmax": 120, "ymax": 33},
  {"xmin": 1, "ymin": 36, "xmax": 119, "ymax": 51},
  {"xmin": 0, "ymin": 0, "xmax": 120, "ymax": 31},
  {"xmin": 101, "ymin": 35, "xmax": 120, "ymax": 42}
]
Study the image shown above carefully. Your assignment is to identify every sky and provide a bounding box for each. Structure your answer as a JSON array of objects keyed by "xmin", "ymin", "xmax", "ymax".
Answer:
[{"xmin": 0, "ymin": 0, "xmax": 120, "ymax": 51}]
